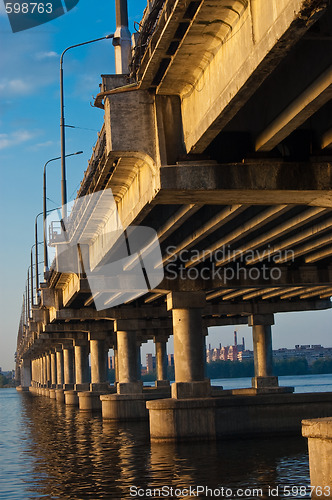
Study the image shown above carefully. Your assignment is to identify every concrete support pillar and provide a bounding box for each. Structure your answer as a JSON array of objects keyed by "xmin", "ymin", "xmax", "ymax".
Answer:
[
  {"xmin": 42, "ymin": 356, "xmax": 46, "ymax": 387},
  {"xmin": 249, "ymin": 314, "xmax": 278, "ymax": 389},
  {"xmin": 56, "ymin": 347, "xmax": 64, "ymax": 388},
  {"xmin": 116, "ymin": 325, "xmax": 142, "ymax": 394},
  {"xmin": 40, "ymin": 357, "xmax": 44, "ymax": 387},
  {"xmin": 167, "ymin": 292, "xmax": 210, "ymax": 399},
  {"xmin": 31, "ymin": 359, "xmax": 36, "ymax": 387},
  {"xmin": 302, "ymin": 418, "xmax": 332, "ymax": 498},
  {"xmin": 21, "ymin": 358, "xmax": 31, "ymax": 388},
  {"xmin": 51, "ymin": 350, "xmax": 57, "ymax": 388},
  {"xmin": 114, "ymin": 340, "xmax": 119, "ymax": 386},
  {"xmin": 63, "ymin": 345, "xmax": 74, "ymax": 390},
  {"xmin": 154, "ymin": 337, "xmax": 170, "ymax": 388},
  {"xmin": 37, "ymin": 357, "xmax": 42, "ymax": 387},
  {"xmin": 74, "ymin": 340, "xmax": 90, "ymax": 391},
  {"xmin": 46, "ymin": 353, "xmax": 51, "ymax": 388},
  {"xmin": 89, "ymin": 332, "xmax": 109, "ymax": 392},
  {"xmin": 137, "ymin": 342, "xmax": 142, "ymax": 381}
]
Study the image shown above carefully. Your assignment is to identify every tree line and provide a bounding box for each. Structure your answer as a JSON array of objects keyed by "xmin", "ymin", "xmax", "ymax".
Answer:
[
  {"xmin": 107, "ymin": 357, "xmax": 332, "ymax": 382},
  {"xmin": 0, "ymin": 374, "xmax": 15, "ymax": 388}
]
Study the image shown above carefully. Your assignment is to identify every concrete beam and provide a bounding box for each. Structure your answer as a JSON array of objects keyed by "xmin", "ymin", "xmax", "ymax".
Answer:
[
  {"xmin": 256, "ymin": 66, "xmax": 332, "ymax": 152},
  {"xmin": 159, "ymin": 162, "xmax": 332, "ymax": 208},
  {"xmin": 156, "ymin": 265, "xmax": 332, "ymax": 291},
  {"xmin": 321, "ymin": 128, "xmax": 332, "ymax": 150}
]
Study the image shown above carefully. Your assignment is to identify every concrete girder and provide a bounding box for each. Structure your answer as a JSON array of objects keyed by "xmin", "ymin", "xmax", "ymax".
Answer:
[
  {"xmin": 256, "ymin": 66, "xmax": 332, "ymax": 152},
  {"xmin": 203, "ymin": 299, "xmax": 331, "ymax": 316},
  {"xmin": 242, "ymin": 288, "xmax": 279, "ymax": 300},
  {"xmin": 306, "ymin": 245, "xmax": 332, "ymax": 263},
  {"xmin": 275, "ymin": 234, "xmax": 332, "ymax": 264},
  {"xmin": 156, "ymin": 266, "xmax": 332, "ymax": 291},
  {"xmin": 232, "ymin": 212, "xmax": 332, "ymax": 266},
  {"xmin": 161, "ymin": 204, "xmax": 246, "ymax": 265},
  {"xmin": 158, "ymin": 162, "xmax": 332, "ymax": 207},
  {"xmin": 183, "ymin": 205, "xmax": 291, "ymax": 268},
  {"xmin": 321, "ymin": 128, "xmax": 332, "ymax": 150}
]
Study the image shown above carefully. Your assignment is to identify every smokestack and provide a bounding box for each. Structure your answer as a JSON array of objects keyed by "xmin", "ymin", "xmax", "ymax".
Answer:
[
  {"xmin": 242, "ymin": 337, "xmax": 245, "ymax": 350},
  {"xmin": 114, "ymin": 0, "xmax": 131, "ymax": 74},
  {"xmin": 234, "ymin": 331, "xmax": 237, "ymax": 346}
]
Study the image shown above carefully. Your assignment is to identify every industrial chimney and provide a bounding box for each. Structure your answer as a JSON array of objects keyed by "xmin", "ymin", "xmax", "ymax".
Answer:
[
  {"xmin": 114, "ymin": 0, "xmax": 131, "ymax": 74},
  {"xmin": 234, "ymin": 331, "xmax": 237, "ymax": 346}
]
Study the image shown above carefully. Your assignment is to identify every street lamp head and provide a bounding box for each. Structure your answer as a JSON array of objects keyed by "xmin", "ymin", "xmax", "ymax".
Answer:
[
  {"xmin": 75, "ymin": 151, "xmax": 83, "ymax": 155},
  {"xmin": 106, "ymin": 34, "xmax": 114, "ymax": 39}
]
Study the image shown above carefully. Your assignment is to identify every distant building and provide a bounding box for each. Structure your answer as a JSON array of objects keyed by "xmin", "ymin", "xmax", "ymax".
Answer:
[
  {"xmin": 168, "ymin": 354, "xmax": 174, "ymax": 367},
  {"xmin": 108, "ymin": 356, "xmax": 115, "ymax": 370},
  {"xmin": 146, "ymin": 353, "xmax": 156, "ymax": 373},
  {"xmin": 237, "ymin": 350, "xmax": 254, "ymax": 362},
  {"xmin": 206, "ymin": 332, "xmax": 246, "ymax": 363},
  {"xmin": 220, "ymin": 346, "xmax": 228, "ymax": 361},
  {"xmin": 227, "ymin": 345, "xmax": 238, "ymax": 361},
  {"xmin": 274, "ymin": 345, "xmax": 332, "ymax": 365}
]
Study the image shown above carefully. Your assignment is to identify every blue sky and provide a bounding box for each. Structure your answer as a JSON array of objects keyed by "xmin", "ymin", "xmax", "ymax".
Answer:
[{"xmin": 0, "ymin": 0, "xmax": 331, "ymax": 371}]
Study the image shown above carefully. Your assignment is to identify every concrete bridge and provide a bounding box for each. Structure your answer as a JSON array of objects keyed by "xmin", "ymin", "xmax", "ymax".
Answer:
[{"xmin": 16, "ymin": 0, "xmax": 332, "ymax": 442}]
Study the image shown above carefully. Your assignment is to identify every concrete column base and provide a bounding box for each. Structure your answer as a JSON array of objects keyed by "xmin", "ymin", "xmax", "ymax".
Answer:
[
  {"xmin": 64, "ymin": 390, "xmax": 79, "ymax": 406},
  {"xmin": 63, "ymin": 384, "xmax": 74, "ymax": 391},
  {"xmin": 49, "ymin": 389, "xmax": 56, "ymax": 399},
  {"xmin": 90, "ymin": 382, "xmax": 110, "ymax": 392},
  {"xmin": 147, "ymin": 398, "xmax": 216, "ymax": 441},
  {"xmin": 16, "ymin": 386, "xmax": 30, "ymax": 392},
  {"xmin": 44, "ymin": 389, "xmax": 50, "ymax": 397},
  {"xmin": 302, "ymin": 417, "xmax": 332, "ymax": 498},
  {"xmin": 101, "ymin": 394, "xmax": 148, "ymax": 421},
  {"xmin": 117, "ymin": 381, "xmax": 143, "ymax": 395},
  {"xmin": 78, "ymin": 391, "xmax": 106, "ymax": 412},
  {"xmin": 233, "ymin": 386, "xmax": 294, "ymax": 395},
  {"xmin": 74, "ymin": 383, "xmax": 90, "ymax": 392},
  {"xmin": 171, "ymin": 380, "xmax": 211, "ymax": 399},
  {"xmin": 155, "ymin": 380, "xmax": 170, "ymax": 388},
  {"xmin": 252, "ymin": 376, "xmax": 279, "ymax": 388},
  {"xmin": 55, "ymin": 389, "xmax": 65, "ymax": 403}
]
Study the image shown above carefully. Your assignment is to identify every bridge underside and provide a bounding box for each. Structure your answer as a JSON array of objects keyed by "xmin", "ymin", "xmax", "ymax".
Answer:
[{"xmin": 16, "ymin": 0, "xmax": 332, "ymax": 441}]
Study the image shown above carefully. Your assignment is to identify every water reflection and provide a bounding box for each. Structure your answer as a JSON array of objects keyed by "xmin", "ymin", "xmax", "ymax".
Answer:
[{"xmin": 2, "ymin": 391, "xmax": 311, "ymax": 499}]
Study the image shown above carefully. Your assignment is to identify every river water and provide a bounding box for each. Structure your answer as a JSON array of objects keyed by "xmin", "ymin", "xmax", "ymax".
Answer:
[{"xmin": 0, "ymin": 374, "xmax": 331, "ymax": 500}]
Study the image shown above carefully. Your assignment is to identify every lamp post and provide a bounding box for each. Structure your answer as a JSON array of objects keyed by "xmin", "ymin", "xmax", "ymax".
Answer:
[
  {"xmin": 43, "ymin": 152, "xmax": 83, "ymax": 274},
  {"xmin": 60, "ymin": 34, "xmax": 114, "ymax": 219}
]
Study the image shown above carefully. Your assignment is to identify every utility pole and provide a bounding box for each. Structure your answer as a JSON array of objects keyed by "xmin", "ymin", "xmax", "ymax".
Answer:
[{"xmin": 114, "ymin": 0, "xmax": 131, "ymax": 74}]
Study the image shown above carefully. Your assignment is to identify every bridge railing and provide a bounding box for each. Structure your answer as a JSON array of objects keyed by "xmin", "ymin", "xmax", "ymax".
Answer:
[{"xmin": 130, "ymin": 0, "xmax": 170, "ymax": 79}]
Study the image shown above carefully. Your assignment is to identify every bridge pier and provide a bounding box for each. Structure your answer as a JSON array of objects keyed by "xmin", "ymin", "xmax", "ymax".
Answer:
[
  {"xmin": 55, "ymin": 346, "xmax": 65, "ymax": 402},
  {"xmin": 101, "ymin": 322, "xmax": 147, "ymax": 421},
  {"xmin": 63, "ymin": 344, "xmax": 74, "ymax": 391},
  {"xmin": 302, "ymin": 417, "xmax": 332, "ymax": 498},
  {"xmin": 65, "ymin": 339, "xmax": 90, "ymax": 406},
  {"xmin": 147, "ymin": 292, "xmax": 216, "ymax": 441},
  {"xmin": 154, "ymin": 337, "xmax": 170, "ymax": 388},
  {"xmin": 46, "ymin": 352, "xmax": 51, "ymax": 389},
  {"xmin": 20, "ymin": 358, "xmax": 31, "ymax": 390},
  {"xmin": 78, "ymin": 332, "xmax": 112, "ymax": 412},
  {"xmin": 169, "ymin": 292, "xmax": 211, "ymax": 399}
]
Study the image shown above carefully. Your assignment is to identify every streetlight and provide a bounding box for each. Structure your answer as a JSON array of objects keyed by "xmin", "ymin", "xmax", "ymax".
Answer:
[
  {"xmin": 60, "ymin": 34, "xmax": 114, "ymax": 219},
  {"xmin": 43, "ymin": 152, "xmax": 83, "ymax": 274}
]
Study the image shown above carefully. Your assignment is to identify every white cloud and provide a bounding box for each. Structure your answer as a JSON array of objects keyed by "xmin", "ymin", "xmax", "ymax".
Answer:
[
  {"xmin": 0, "ymin": 78, "xmax": 33, "ymax": 95},
  {"xmin": 35, "ymin": 51, "xmax": 58, "ymax": 60},
  {"xmin": 28, "ymin": 140, "xmax": 54, "ymax": 151},
  {"xmin": 0, "ymin": 129, "xmax": 38, "ymax": 150}
]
